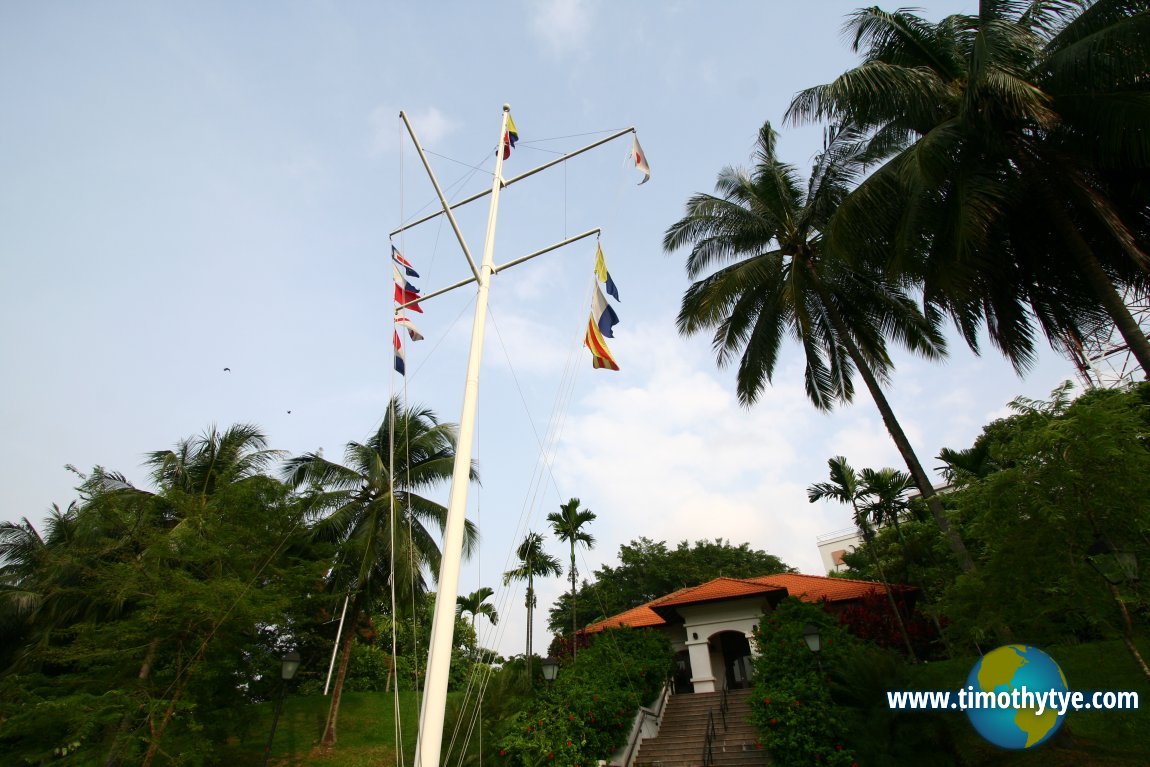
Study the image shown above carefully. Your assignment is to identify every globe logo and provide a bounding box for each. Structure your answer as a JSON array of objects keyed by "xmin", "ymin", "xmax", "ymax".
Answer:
[{"xmin": 965, "ymin": 645, "xmax": 1069, "ymax": 749}]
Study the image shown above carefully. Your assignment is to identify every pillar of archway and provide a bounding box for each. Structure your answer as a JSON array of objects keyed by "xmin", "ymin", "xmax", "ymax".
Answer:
[{"xmin": 685, "ymin": 634, "xmax": 716, "ymax": 693}]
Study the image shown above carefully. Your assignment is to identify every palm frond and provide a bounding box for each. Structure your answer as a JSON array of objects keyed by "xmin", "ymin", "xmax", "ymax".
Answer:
[
  {"xmin": 845, "ymin": 6, "xmax": 969, "ymax": 78},
  {"xmin": 786, "ymin": 61, "xmax": 955, "ymax": 132},
  {"xmin": 807, "ymin": 456, "xmax": 859, "ymax": 504}
]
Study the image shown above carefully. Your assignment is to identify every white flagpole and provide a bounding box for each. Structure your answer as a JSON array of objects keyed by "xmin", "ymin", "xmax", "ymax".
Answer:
[
  {"xmin": 414, "ymin": 104, "xmax": 511, "ymax": 767},
  {"xmin": 323, "ymin": 595, "xmax": 350, "ymax": 695}
]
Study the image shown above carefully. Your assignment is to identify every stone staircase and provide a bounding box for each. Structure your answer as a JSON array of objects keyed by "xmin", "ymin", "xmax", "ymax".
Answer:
[{"xmin": 633, "ymin": 689, "xmax": 768, "ymax": 767}]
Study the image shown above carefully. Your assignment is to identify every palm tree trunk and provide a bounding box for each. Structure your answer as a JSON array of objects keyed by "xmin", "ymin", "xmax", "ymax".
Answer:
[
  {"xmin": 1052, "ymin": 211, "xmax": 1150, "ymax": 377},
  {"xmin": 570, "ymin": 542, "xmax": 577, "ymax": 661},
  {"xmin": 322, "ymin": 594, "xmax": 361, "ymax": 748},
  {"xmin": 860, "ymin": 527, "xmax": 918, "ymax": 661},
  {"xmin": 526, "ymin": 580, "xmax": 534, "ymax": 679},
  {"xmin": 853, "ymin": 352, "xmax": 974, "ymax": 572},
  {"xmin": 815, "ymin": 285, "xmax": 976, "ymax": 573}
]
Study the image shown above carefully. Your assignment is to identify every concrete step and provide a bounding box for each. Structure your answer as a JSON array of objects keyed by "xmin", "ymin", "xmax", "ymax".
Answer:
[
  {"xmin": 632, "ymin": 689, "xmax": 769, "ymax": 767},
  {"xmin": 635, "ymin": 756, "xmax": 768, "ymax": 767},
  {"xmin": 638, "ymin": 734, "xmax": 759, "ymax": 757}
]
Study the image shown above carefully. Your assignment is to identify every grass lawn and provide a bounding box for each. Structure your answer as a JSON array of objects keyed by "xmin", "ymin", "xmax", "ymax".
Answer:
[
  {"xmin": 221, "ymin": 639, "xmax": 1149, "ymax": 766},
  {"xmin": 218, "ymin": 691, "xmax": 422, "ymax": 767},
  {"xmin": 906, "ymin": 638, "xmax": 1150, "ymax": 765}
]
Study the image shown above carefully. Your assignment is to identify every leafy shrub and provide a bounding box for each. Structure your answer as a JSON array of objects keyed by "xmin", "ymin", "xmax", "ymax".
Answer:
[
  {"xmin": 498, "ymin": 628, "xmax": 673, "ymax": 767},
  {"xmin": 749, "ymin": 598, "xmax": 858, "ymax": 767},
  {"xmin": 344, "ymin": 643, "xmax": 395, "ymax": 692}
]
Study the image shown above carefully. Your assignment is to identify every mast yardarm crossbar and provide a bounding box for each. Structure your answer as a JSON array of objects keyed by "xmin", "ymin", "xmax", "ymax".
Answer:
[
  {"xmin": 394, "ymin": 228, "xmax": 602, "ymax": 312},
  {"xmin": 401, "ymin": 106, "xmax": 634, "ymax": 767},
  {"xmin": 390, "ymin": 126, "xmax": 636, "ymax": 239}
]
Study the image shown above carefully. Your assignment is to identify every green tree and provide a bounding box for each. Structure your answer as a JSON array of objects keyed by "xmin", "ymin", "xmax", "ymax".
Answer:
[
  {"xmin": 108, "ymin": 424, "xmax": 295, "ymax": 767},
  {"xmin": 787, "ymin": 1, "xmax": 1150, "ymax": 374},
  {"xmin": 0, "ymin": 426, "xmax": 314, "ymax": 767},
  {"xmin": 663, "ymin": 121, "xmax": 973, "ymax": 572},
  {"xmin": 456, "ymin": 586, "xmax": 499, "ymax": 632},
  {"xmin": 498, "ymin": 627, "xmax": 673, "ymax": 767},
  {"xmin": 0, "ymin": 506, "xmax": 78, "ymax": 670},
  {"xmin": 282, "ymin": 398, "xmax": 479, "ymax": 747},
  {"xmin": 858, "ymin": 466, "xmax": 915, "ymax": 542},
  {"xmin": 547, "ymin": 498, "xmax": 597, "ymax": 656},
  {"xmin": 808, "ymin": 456, "xmax": 917, "ymax": 660},
  {"xmin": 549, "ymin": 538, "xmax": 792, "ymax": 634},
  {"xmin": 749, "ymin": 599, "xmax": 859, "ymax": 767},
  {"xmin": 939, "ymin": 383, "xmax": 1150, "ymax": 676},
  {"xmin": 503, "ymin": 531, "xmax": 562, "ymax": 670}
]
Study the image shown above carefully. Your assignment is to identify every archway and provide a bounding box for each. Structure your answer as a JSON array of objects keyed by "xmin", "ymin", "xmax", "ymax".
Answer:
[{"xmin": 715, "ymin": 630, "xmax": 753, "ymax": 689}]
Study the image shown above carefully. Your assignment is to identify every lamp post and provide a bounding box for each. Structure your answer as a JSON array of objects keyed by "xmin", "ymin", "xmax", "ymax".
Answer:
[
  {"xmin": 802, "ymin": 624, "xmax": 823, "ymax": 673},
  {"xmin": 1085, "ymin": 535, "xmax": 1150, "ymax": 682},
  {"xmin": 541, "ymin": 655, "xmax": 560, "ymax": 683},
  {"xmin": 262, "ymin": 651, "xmax": 301, "ymax": 767}
]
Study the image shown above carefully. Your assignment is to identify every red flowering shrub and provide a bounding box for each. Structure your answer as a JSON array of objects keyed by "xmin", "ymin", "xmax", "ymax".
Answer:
[{"xmin": 748, "ymin": 598, "xmax": 857, "ymax": 767}]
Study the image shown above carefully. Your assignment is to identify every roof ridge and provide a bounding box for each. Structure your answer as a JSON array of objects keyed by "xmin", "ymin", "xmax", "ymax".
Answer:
[{"xmin": 757, "ymin": 572, "xmax": 888, "ymax": 587}]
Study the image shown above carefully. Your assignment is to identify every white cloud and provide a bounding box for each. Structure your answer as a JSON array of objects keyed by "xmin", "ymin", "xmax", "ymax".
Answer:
[
  {"xmin": 530, "ymin": 0, "xmax": 595, "ymax": 57},
  {"xmin": 550, "ymin": 315, "xmax": 830, "ymax": 575},
  {"xmin": 370, "ymin": 105, "xmax": 456, "ymax": 156}
]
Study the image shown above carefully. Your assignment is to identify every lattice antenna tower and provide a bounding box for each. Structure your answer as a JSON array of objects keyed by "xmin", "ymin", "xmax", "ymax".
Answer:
[{"xmin": 1063, "ymin": 284, "xmax": 1149, "ymax": 389}]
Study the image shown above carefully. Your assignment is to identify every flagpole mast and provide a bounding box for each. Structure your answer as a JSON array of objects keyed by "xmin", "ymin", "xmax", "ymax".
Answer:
[{"xmin": 414, "ymin": 104, "xmax": 511, "ymax": 767}]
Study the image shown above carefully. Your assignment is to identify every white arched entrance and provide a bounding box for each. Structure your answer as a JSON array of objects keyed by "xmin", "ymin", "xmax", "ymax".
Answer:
[{"xmin": 673, "ymin": 597, "xmax": 764, "ymax": 693}]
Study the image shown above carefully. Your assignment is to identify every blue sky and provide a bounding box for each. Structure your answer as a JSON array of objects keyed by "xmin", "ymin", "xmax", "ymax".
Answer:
[{"xmin": 1, "ymin": 1, "xmax": 1079, "ymax": 661}]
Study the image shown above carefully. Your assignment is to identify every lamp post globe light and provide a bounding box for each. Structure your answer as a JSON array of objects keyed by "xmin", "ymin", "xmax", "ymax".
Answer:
[
  {"xmin": 281, "ymin": 650, "xmax": 301, "ymax": 681},
  {"xmin": 802, "ymin": 624, "xmax": 821, "ymax": 654},
  {"xmin": 802, "ymin": 624, "xmax": 822, "ymax": 673},
  {"xmin": 541, "ymin": 655, "xmax": 560, "ymax": 683},
  {"xmin": 262, "ymin": 651, "xmax": 302, "ymax": 767}
]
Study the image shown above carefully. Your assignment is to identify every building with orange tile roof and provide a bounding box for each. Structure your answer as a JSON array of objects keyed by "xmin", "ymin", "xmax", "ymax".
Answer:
[{"xmin": 581, "ymin": 572, "xmax": 912, "ymax": 694}]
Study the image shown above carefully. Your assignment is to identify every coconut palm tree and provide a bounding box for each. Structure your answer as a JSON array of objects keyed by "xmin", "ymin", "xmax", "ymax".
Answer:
[
  {"xmin": 456, "ymin": 586, "xmax": 499, "ymax": 631},
  {"xmin": 282, "ymin": 399, "xmax": 479, "ymax": 748},
  {"xmin": 139, "ymin": 425, "xmax": 290, "ymax": 766},
  {"xmin": 0, "ymin": 494, "xmax": 156, "ymax": 669},
  {"xmin": 0, "ymin": 511, "xmax": 64, "ymax": 669},
  {"xmin": 663, "ymin": 121, "xmax": 974, "ymax": 572},
  {"xmin": 786, "ymin": 1, "xmax": 1150, "ymax": 375},
  {"xmin": 808, "ymin": 457, "xmax": 917, "ymax": 660},
  {"xmin": 546, "ymin": 498, "xmax": 596, "ymax": 657},
  {"xmin": 502, "ymin": 531, "xmax": 562, "ymax": 677},
  {"xmin": 145, "ymin": 423, "xmax": 286, "ymax": 499}
]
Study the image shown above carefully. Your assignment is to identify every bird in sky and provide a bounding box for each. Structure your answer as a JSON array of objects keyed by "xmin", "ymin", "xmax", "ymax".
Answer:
[{"xmin": 223, "ymin": 367, "xmax": 231, "ymax": 372}]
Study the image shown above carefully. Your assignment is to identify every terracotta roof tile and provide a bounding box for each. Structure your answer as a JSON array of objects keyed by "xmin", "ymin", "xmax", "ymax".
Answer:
[
  {"xmin": 583, "ymin": 604, "xmax": 664, "ymax": 632},
  {"xmin": 746, "ymin": 573, "xmax": 900, "ymax": 602},
  {"xmin": 582, "ymin": 585, "xmax": 698, "ymax": 634},
  {"xmin": 653, "ymin": 577, "xmax": 785, "ymax": 607},
  {"xmin": 581, "ymin": 572, "xmax": 906, "ymax": 634}
]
